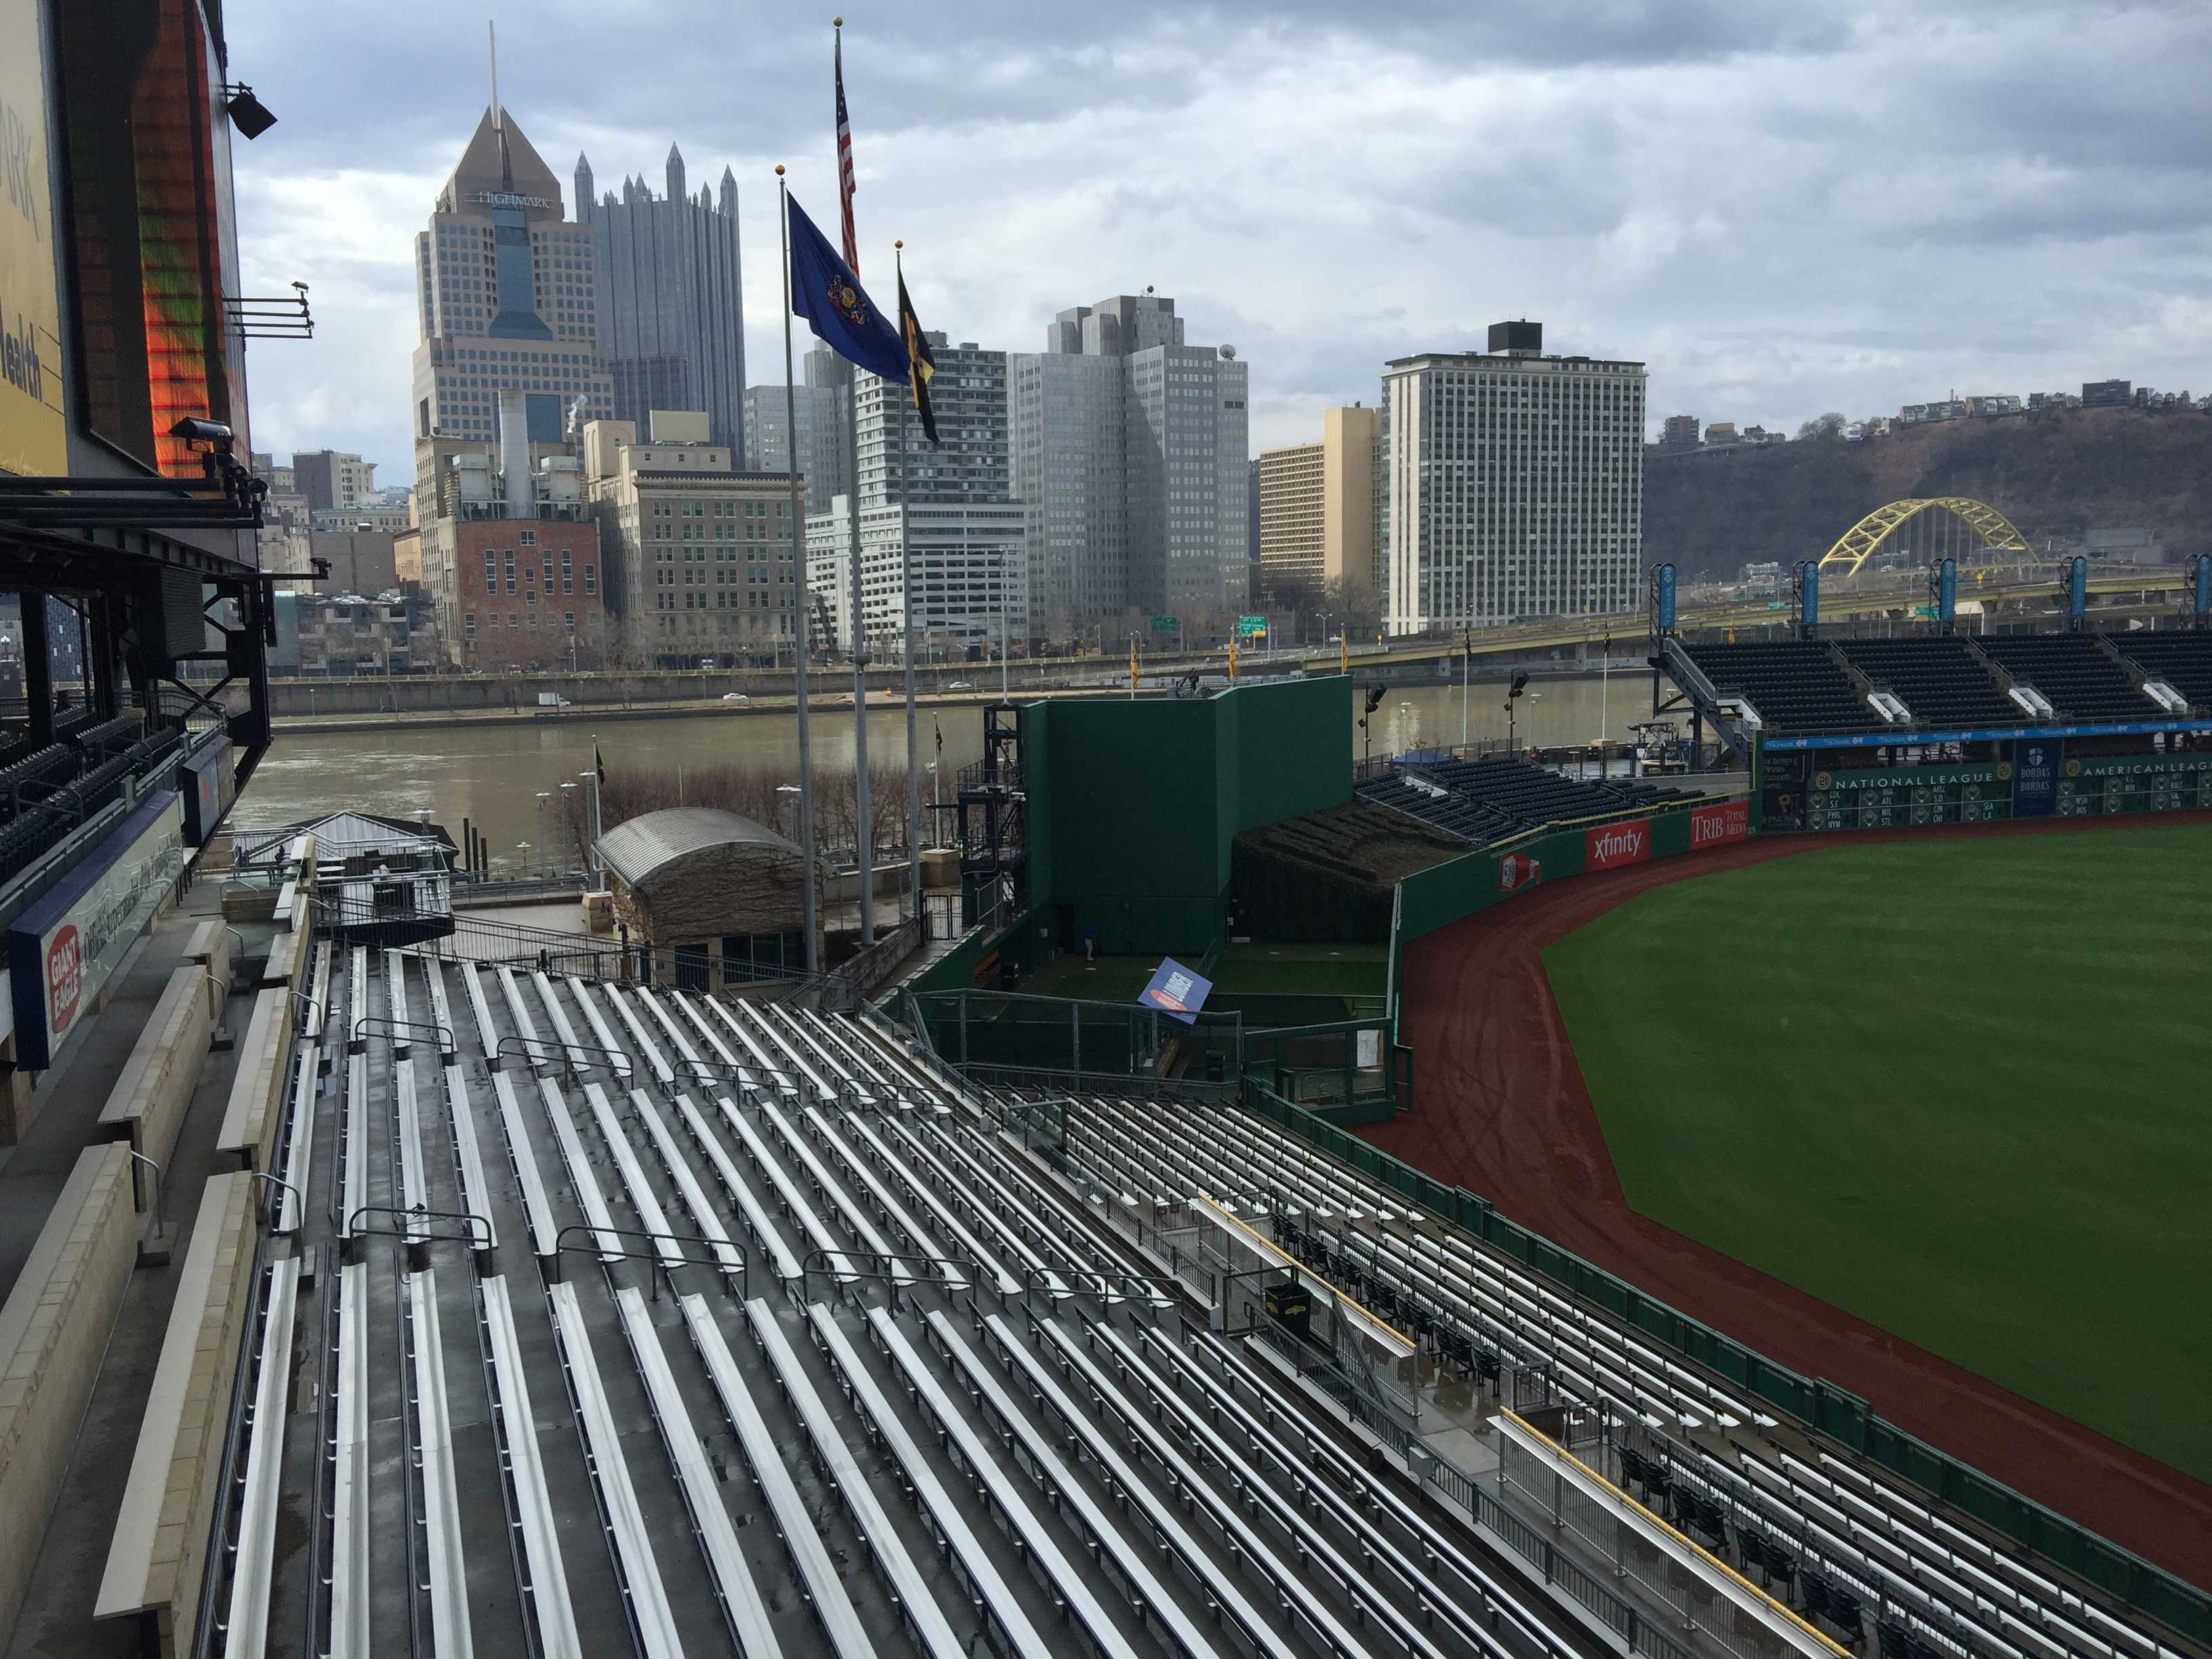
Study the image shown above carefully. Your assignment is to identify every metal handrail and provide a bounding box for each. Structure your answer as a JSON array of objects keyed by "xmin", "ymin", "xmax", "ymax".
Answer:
[{"xmin": 551, "ymin": 1222, "xmax": 747, "ymax": 1299}]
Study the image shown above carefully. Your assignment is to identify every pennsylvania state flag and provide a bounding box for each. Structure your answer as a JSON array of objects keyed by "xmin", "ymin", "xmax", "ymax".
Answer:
[{"xmin": 788, "ymin": 193, "xmax": 907, "ymax": 384}]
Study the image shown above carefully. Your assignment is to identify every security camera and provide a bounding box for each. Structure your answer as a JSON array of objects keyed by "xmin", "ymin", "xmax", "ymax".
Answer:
[{"xmin": 169, "ymin": 416, "xmax": 235, "ymax": 445}]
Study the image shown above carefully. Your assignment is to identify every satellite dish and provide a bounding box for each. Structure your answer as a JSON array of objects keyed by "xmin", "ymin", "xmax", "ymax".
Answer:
[{"xmin": 1221, "ymin": 344, "xmax": 1236, "ymax": 361}]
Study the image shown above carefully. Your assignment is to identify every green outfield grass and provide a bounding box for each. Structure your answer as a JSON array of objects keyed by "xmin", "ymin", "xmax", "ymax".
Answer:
[{"xmin": 1542, "ymin": 823, "xmax": 2212, "ymax": 1482}]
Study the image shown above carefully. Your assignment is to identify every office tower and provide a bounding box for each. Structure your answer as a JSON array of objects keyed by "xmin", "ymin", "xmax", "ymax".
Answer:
[
  {"xmin": 577, "ymin": 146, "xmax": 745, "ymax": 452},
  {"xmin": 1382, "ymin": 321, "xmax": 1644, "ymax": 634},
  {"xmin": 289, "ymin": 450, "xmax": 377, "ymax": 513},
  {"xmin": 585, "ymin": 411, "xmax": 798, "ymax": 665},
  {"xmin": 408, "ymin": 105, "xmax": 614, "ymax": 484},
  {"xmin": 806, "ymin": 335, "xmax": 1026, "ymax": 653},
  {"xmin": 1010, "ymin": 293, "xmax": 1249, "ymax": 638},
  {"xmin": 1257, "ymin": 404, "xmax": 1381, "ymax": 606}
]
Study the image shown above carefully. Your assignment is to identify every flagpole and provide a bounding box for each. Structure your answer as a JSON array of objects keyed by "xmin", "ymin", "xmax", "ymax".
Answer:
[
  {"xmin": 777, "ymin": 167, "xmax": 822, "ymax": 975},
  {"xmin": 836, "ymin": 14, "xmax": 874, "ymax": 948},
  {"xmin": 897, "ymin": 242, "xmax": 921, "ymax": 930}
]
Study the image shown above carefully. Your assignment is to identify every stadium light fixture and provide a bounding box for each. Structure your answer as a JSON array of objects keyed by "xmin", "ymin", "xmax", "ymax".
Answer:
[{"xmin": 221, "ymin": 83, "xmax": 279, "ymax": 140}]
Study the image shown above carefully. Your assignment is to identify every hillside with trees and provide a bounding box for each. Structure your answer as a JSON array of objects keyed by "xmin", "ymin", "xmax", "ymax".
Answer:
[{"xmin": 1641, "ymin": 407, "xmax": 2212, "ymax": 582}]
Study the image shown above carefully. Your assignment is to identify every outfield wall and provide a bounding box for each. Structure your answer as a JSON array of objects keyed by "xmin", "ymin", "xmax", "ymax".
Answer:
[{"xmin": 1387, "ymin": 793, "xmax": 1755, "ymax": 1023}]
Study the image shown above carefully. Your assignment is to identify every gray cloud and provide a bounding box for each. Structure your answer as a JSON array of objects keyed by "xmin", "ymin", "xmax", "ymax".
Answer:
[{"xmin": 223, "ymin": 0, "xmax": 2212, "ymax": 470}]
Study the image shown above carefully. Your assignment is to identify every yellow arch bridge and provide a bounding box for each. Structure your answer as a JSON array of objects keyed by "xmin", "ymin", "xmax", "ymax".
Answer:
[{"xmin": 1817, "ymin": 497, "xmax": 2031, "ymax": 575}]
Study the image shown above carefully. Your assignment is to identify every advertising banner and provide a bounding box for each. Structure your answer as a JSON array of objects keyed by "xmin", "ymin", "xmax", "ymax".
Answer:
[
  {"xmin": 1138, "ymin": 956, "xmax": 1212, "ymax": 1025},
  {"xmin": 1689, "ymin": 799, "xmax": 1750, "ymax": 849},
  {"xmin": 1, "ymin": 0, "xmax": 67, "ymax": 475},
  {"xmin": 8, "ymin": 792, "xmax": 185, "ymax": 1067},
  {"xmin": 1584, "ymin": 818, "xmax": 1651, "ymax": 871},
  {"xmin": 2011, "ymin": 737, "xmax": 2061, "ymax": 818},
  {"xmin": 1496, "ymin": 851, "xmax": 1542, "ymax": 892},
  {"xmin": 179, "ymin": 737, "xmax": 236, "ymax": 846}
]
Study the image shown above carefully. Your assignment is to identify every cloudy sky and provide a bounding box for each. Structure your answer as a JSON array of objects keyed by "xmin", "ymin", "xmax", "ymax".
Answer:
[{"xmin": 226, "ymin": 0, "xmax": 2212, "ymax": 472}]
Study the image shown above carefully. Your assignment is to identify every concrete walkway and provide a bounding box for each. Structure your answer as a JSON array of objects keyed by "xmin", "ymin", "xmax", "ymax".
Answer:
[{"xmin": 0, "ymin": 877, "xmax": 271, "ymax": 1659}]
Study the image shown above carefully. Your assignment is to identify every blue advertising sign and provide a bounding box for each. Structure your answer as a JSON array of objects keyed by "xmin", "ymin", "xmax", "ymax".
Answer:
[
  {"xmin": 1937, "ymin": 558, "xmax": 1957, "ymax": 623},
  {"xmin": 2012, "ymin": 737, "xmax": 2062, "ymax": 817},
  {"xmin": 2195, "ymin": 553, "xmax": 2211, "ymax": 621},
  {"xmin": 1139, "ymin": 957, "xmax": 1213, "ymax": 1025},
  {"xmin": 1799, "ymin": 562, "xmax": 1820, "ymax": 632},
  {"xmin": 1762, "ymin": 716, "xmax": 2212, "ymax": 751},
  {"xmin": 1655, "ymin": 564, "xmax": 1677, "ymax": 632},
  {"xmin": 2067, "ymin": 556, "xmax": 2089, "ymax": 621}
]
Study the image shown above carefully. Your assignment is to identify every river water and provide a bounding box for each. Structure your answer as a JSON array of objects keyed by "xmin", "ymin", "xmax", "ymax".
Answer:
[{"xmin": 237, "ymin": 669, "xmax": 1672, "ymax": 873}]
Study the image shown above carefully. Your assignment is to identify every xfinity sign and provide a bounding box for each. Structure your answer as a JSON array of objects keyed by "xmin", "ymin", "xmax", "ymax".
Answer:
[{"xmin": 1584, "ymin": 819, "xmax": 1650, "ymax": 870}]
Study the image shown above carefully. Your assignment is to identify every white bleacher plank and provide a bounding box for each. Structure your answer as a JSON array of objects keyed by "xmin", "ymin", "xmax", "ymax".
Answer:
[
  {"xmin": 223, "ymin": 1254, "xmax": 300, "ymax": 1659},
  {"xmin": 672, "ymin": 1094, "xmax": 801, "ymax": 1284},
  {"xmin": 711, "ymin": 1094, "xmax": 855, "ymax": 1279},
  {"xmin": 577, "ymin": 1080, "xmax": 677, "ymax": 1263},
  {"xmin": 728, "ymin": 1001, "xmax": 834, "ymax": 1098},
  {"xmin": 533, "ymin": 1078, "xmax": 619, "ymax": 1260},
  {"xmin": 592, "ymin": 982, "xmax": 677, "ymax": 1087},
  {"xmin": 1021, "ymin": 1313, "xmax": 1448, "ymax": 1659},
  {"xmin": 340, "ymin": 1048, "xmax": 368, "ymax": 1239},
  {"xmin": 459, "ymin": 962, "xmax": 501, "ymax": 1060},
  {"xmin": 489, "ymin": 1070, "xmax": 559, "ymax": 1258},
  {"xmin": 838, "ymin": 1111, "xmax": 1017, "ymax": 1296},
  {"xmin": 529, "ymin": 969, "xmax": 588, "ymax": 1066},
  {"xmin": 495, "ymin": 966, "xmax": 544, "ymax": 1065},
  {"xmin": 798, "ymin": 1104, "xmax": 962, "ymax": 1288},
  {"xmin": 613, "ymin": 1290, "xmax": 784, "ymax": 1658},
  {"xmin": 442, "ymin": 1065, "xmax": 497, "ymax": 1249},
  {"xmin": 545, "ymin": 1281, "xmax": 682, "ymax": 1658},
  {"xmin": 346, "ymin": 945, "xmax": 367, "ymax": 1045},
  {"xmin": 421, "ymin": 951, "xmax": 457, "ymax": 1057},
  {"xmin": 480, "ymin": 1275, "xmax": 581, "ymax": 1658},
  {"xmin": 744, "ymin": 1301, "xmax": 966, "ymax": 1659},
  {"xmin": 394, "ymin": 1057, "xmax": 428, "ymax": 1239},
  {"xmin": 329, "ymin": 1262, "xmax": 371, "ymax": 1659},
  {"xmin": 632, "ymin": 985, "xmax": 712, "ymax": 1083},
  {"xmin": 806, "ymin": 1307, "xmax": 1071, "ymax": 1659},
  {"xmin": 686, "ymin": 1296, "xmax": 873, "ymax": 1657},
  {"xmin": 629, "ymin": 1091, "xmax": 742, "ymax": 1277},
  {"xmin": 407, "ymin": 1269, "xmax": 474, "ymax": 1659},
  {"xmin": 385, "ymin": 948, "xmax": 411, "ymax": 1036},
  {"xmin": 703, "ymin": 998, "xmax": 805, "ymax": 1093},
  {"xmin": 761, "ymin": 1008, "xmax": 865, "ymax": 1102},
  {"xmin": 892, "ymin": 1309, "xmax": 1226, "ymax": 1658},
  {"xmin": 563, "ymin": 977, "xmax": 635, "ymax": 1080},
  {"xmin": 755, "ymin": 1095, "xmax": 912, "ymax": 1284}
]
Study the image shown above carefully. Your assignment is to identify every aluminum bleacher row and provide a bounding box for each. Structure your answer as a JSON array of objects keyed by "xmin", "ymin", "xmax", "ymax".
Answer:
[
  {"xmin": 1682, "ymin": 642, "xmax": 1887, "ymax": 734},
  {"xmin": 1357, "ymin": 757, "xmax": 1676, "ymax": 846},
  {"xmin": 191, "ymin": 947, "xmax": 1631, "ymax": 1659},
  {"xmin": 1030, "ymin": 1089, "xmax": 2191, "ymax": 1659}
]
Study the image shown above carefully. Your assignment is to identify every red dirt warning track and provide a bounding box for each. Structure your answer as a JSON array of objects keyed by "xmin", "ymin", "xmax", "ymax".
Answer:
[{"xmin": 1362, "ymin": 813, "xmax": 2212, "ymax": 1593}]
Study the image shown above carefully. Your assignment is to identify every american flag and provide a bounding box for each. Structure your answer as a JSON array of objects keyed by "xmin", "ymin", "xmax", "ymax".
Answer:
[{"xmin": 835, "ymin": 30, "xmax": 858, "ymax": 272}]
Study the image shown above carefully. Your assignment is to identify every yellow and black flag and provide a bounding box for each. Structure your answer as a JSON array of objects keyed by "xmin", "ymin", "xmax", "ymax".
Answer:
[{"xmin": 897, "ymin": 266, "xmax": 939, "ymax": 444}]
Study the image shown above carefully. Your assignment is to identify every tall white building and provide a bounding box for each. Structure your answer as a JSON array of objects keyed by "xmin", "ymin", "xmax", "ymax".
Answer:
[
  {"xmin": 1382, "ymin": 321, "xmax": 1643, "ymax": 635},
  {"xmin": 1010, "ymin": 294, "xmax": 1249, "ymax": 640},
  {"xmin": 807, "ymin": 334, "xmax": 1026, "ymax": 655}
]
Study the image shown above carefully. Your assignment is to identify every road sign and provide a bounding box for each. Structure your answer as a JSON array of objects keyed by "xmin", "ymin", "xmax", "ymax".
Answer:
[
  {"xmin": 1150, "ymin": 614, "xmax": 1179, "ymax": 633},
  {"xmin": 1237, "ymin": 615, "xmax": 1267, "ymax": 637},
  {"xmin": 1765, "ymin": 600, "xmax": 1785, "ymax": 611}
]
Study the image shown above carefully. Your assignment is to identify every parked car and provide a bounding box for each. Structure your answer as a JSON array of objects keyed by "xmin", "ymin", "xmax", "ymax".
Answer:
[
  {"xmin": 720, "ymin": 692, "xmax": 747, "ymax": 702},
  {"xmin": 947, "ymin": 680, "xmax": 975, "ymax": 691}
]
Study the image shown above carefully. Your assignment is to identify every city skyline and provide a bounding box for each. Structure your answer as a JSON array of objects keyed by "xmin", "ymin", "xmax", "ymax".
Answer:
[{"xmin": 222, "ymin": 1, "xmax": 2212, "ymax": 472}]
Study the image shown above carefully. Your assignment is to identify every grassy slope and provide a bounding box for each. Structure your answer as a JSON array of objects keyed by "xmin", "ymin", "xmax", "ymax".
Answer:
[{"xmin": 1542, "ymin": 825, "xmax": 2212, "ymax": 1482}]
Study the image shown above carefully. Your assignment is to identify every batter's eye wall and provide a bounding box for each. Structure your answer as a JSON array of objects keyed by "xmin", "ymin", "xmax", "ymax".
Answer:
[{"xmin": 1021, "ymin": 677, "xmax": 1354, "ymax": 957}]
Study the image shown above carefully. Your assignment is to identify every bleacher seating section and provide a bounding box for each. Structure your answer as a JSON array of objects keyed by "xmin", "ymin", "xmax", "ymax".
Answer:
[
  {"xmin": 1682, "ymin": 640, "xmax": 1883, "ymax": 734},
  {"xmin": 1837, "ymin": 639, "xmax": 2021, "ymax": 728},
  {"xmin": 1359, "ymin": 756, "xmax": 1674, "ymax": 846},
  {"xmin": 2110, "ymin": 632, "xmax": 2212, "ymax": 713},
  {"xmin": 143, "ymin": 943, "xmax": 2190, "ymax": 1659},
  {"xmin": 1978, "ymin": 635, "xmax": 2154, "ymax": 720},
  {"xmin": 0, "ymin": 715, "xmax": 181, "ymax": 886}
]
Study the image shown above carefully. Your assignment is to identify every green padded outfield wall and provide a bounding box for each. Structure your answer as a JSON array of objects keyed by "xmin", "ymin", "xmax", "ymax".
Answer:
[{"xmin": 1021, "ymin": 677, "xmax": 1353, "ymax": 956}]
